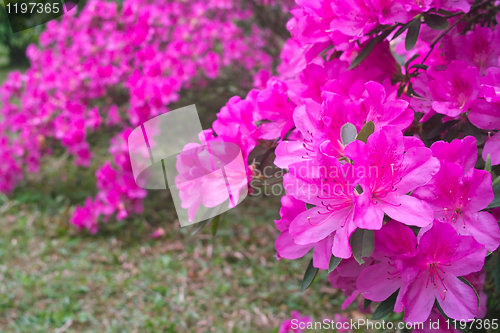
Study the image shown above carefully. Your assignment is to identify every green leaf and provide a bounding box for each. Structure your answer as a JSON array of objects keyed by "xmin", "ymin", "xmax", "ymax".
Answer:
[
  {"xmin": 372, "ymin": 290, "xmax": 398, "ymax": 320},
  {"xmin": 407, "ymin": 82, "xmax": 422, "ymax": 98},
  {"xmin": 349, "ymin": 30, "xmax": 392, "ymax": 70},
  {"xmin": 426, "ymin": 119, "xmax": 459, "ymax": 140},
  {"xmin": 340, "ymin": 122, "xmax": 357, "ymax": 145},
  {"xmin": 301, "ymin": 258, "xmax": 319, "ymax": 292},
  {"xmin": 405, "ymin": 18, "xmax": 421, "ymax": 51},
  {"xmin": 458, "ymin": 276, "xmax": 480, "ymax": 308},
  {"xmin": 405, "ymin": 21, "xmax": 421, "ymax": 51},
  {"xmin": 486, "ymin": 195, "xmax": 500, "ymax": 210},
  {"xmin": 364, "ymin": 299, "xmax": 372, "ymax": 310},
  {"xmin": 493, "ymin": 252, "xmax": 500, "ymax": 294},
  {"xmin": 191, "ymin": 219, "xmax": 209, "ymax": 236},
  {"xmin": 392, "ymin": 22, "xmax": 411, "ymax": 40},
  {"xmin": 328, "ymin": 255, "xmax": 342, "ymax": 273},
  {"xmin": 356, "ymin": 121, "xmax": 375, "ymax": 143},
  {"xmin": 485, "ymin": 154, "xmax": 492, "ymax": 173},
  {"xmin": 493, "ymin": 175, "xmax": 500, "ymax": 187},
  {"xmin": 349, "ymin": 228, "xmax": 374, "ymax": 264},
  {"xmin": 211, "ymin": 214, "xmax": 221, "ymax": 236},
  {"xmin": 464, "ymin": 120, "xmax": 483, "ymax": 145},
  {"xmin": 424, "ymin": 14, "xmax": 450, "ymax": 30},
  {"xmin": 434, "ymin": 299, "xmax": 452, "ymax": 320}
]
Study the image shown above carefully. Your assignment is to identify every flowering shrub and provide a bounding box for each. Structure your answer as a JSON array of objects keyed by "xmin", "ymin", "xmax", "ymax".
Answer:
[
  {"xmin": 2, "ymin": 0, "xmax": 500, "ymax": 327},
  {"xmin": 193, "ymin": 0, "xmax": 500, "ymax": 326},
  {"xmin": 0, "ymin": 0, "xmax": 284, "ymax": 232}
]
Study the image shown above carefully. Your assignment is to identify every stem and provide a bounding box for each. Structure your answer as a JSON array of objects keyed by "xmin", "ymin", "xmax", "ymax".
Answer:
[{"xmin": 420, "ymin": 14, "xmax": 467, "ymax": 65}]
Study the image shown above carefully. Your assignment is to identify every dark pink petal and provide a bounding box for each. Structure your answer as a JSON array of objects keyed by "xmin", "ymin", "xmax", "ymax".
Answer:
[
  {"xmin": 343, "ymin": 140, "xmax": 367, "ymax": 165},
  {"xmin": 464, "ymin": 168, "xmax": 494, "ymax": 212},
  {"xmin": 275, "ymin": 195, "xmax": 307, "ymax": 232},
  {"xmin": 341, "ymin": 290, "xmax": 359, "ymax": 310},
  {"xmin": 275, "ymin": 230, "xmax": 313, "ymax": 260},
  {"xmin": 469, "ymin": 99, "xmax": 500, "ymax": 130},
  {"xmin": 436, "ymin": 277, "xmax": 480, "ymax": 321},
  {"xmin": 357, "ymin": 262, "xmax": 402, "ymax": 302},
  {"xmin": 419, "ymin": 222, "xmax": 460, "ymax": 264},
  {"xmin": 396, "ymin": 146, "xmax": 439, "ymax": 194},
  {"xmin": 377, "ymin": 193, "xmax": 434, "ymax": 227},
  {"xmin": 313, "ymin": 236, "xmax": 334, "ymax": 269},
  {"xmin": 462, "ymin": 211, "xmax": 500, "ymax": 252},
  {"xmin": 353, "ymin": 192, "xmax": 384, "ymax": 230},
  {"xmin": 430, "ymin": 137, "xmax": 477, "ymax": 173},
  {"xmin": 403, "ymin": 273, "xmax": 435, "ymax": 323},
  {"xmin": 274, "ymin": 141, "xmax": 306, "ymax": 169},
  {"xmin": 374, "ymin": 220, "xmax": 418, "ymax": 258},
  {"xmin": 337, "ymin": 257, "xmax": 373, "ymax": 277},
  {"xmin": 440, "ymin": 228, "xmax": 487, "ymax": 276},
  {"xmin": 483, "ymin": 131, "xmax": 500, "ymax": 165},
  {"xmin": 412, "ymin": 162, "xmax": 463, "ymax": 213},
  {"xmin": 289, "ymin": 206, "xmax": 351, "ymax": 245}
]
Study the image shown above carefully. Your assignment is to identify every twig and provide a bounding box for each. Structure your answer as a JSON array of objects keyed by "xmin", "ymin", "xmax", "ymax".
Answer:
[{"xmin": 420, "ymin": 14, "xmax": 467, "ymax": 65}]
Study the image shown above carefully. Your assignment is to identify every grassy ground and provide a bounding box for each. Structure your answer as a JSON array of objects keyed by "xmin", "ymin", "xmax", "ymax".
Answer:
[
  {"xmin": 0, "ymin": 189, "xmax": 347, "ymax": 333},
  {"xmin": 0, "ymin": 160, "xmax": 377, "ymax": 333},
  {"xmin": 0, "ymin": 66, "xmax": 359, "ymax": 333}
]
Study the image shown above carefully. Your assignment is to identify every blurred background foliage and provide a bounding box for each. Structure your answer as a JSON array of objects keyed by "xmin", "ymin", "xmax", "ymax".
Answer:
[{"xmin": 0, "ymin": 5, "xmax": 40, "ymax": 67}]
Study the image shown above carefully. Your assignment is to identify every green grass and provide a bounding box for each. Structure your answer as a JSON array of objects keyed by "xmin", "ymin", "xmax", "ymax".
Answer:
[{"xmin": 0, "ymin": 186, "xmax": 355, "ymax": 333}]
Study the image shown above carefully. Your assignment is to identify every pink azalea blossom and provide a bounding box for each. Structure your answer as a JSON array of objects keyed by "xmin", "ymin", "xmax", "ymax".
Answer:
[
  {"xmin": 256, "ymin": 79, "xmax": 296, "ymax": 140},
  {"xmin": 329, "ymin": 257, "xmax": 374, "ymax": 310},
  {"xmin": 427, "ymin": 61, "xmax": 480, "ymax": 117},
  {"xmin": 278, "ymin": 311, "xmax": 313, "ymax": 333},
  {"xmin": 443, "ymin": 26, "xmax": 500, "ymax": 74},
  {"xmin": 357, "ymin": 220, "xmax": 418, "ymax": 311},
  {"xmin": 344, "ymin": 126, "xmax": 439, "ymax": 230},
  {"xmin": 284, "ymin": 151, "xmax": 358, "ymax": 259},
  {"xmin": 413, "ymin": 153, "xmax": 500, "ymax": 251},
  {"xmin": 398, "ymin": 222, "xmax": 486, "ymax": 323},
  {"xmin": 275, "ymin": 195, "xmax": 338, "ymax": 269},
  {"xmin": 71, "ymin": 197, "xmax": 99, "ymax": 235}
]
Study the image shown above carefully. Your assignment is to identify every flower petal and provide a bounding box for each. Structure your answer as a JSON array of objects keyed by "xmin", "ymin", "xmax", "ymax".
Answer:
[
  {"xmin": 436, "ymin": 277, "xmax": 479, "ymax": 321},
  {"xmin": 377, "ymin": 193, "xmax": 434, "ymax": 227}
]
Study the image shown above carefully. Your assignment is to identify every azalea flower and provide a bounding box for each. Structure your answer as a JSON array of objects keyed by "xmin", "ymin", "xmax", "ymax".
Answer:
[
  {"xmin": 398, "ymin": 222, "xmax": 486, "ymax": 323},
  {"xmin": 284, "ymin": 150, "xmax": 358, "ymax": 259},
  {"xmin": 427, "ymin": 61, "xmax": 480, "ymax": 117},
  {"xmin": 330, "ymin": 257, "xmax": 374, "ymax": 310},
  {"xmin": 357, "ymin": 220, "xmax": 418, "ymax": 311},
  {"xmin": 274, "ymin": 195, "xmax": 335, "ymax": 269},
  {"xmin": 414, "ymin": 159, "xmax": 500, "ymax": 251},
  {"xmin": 344, "ymin": 126, "xmax": 439, "ymax": 230},
  {"xmin": 278, "ymin": 311, "xmax": 313, "ymax": 333}
]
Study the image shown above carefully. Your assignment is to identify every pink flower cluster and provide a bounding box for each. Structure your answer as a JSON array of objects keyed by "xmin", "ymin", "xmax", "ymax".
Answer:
[
  {"xmin": 1, "ymin": 0, "xmax": 499, "ymax": 324},
  {"xmin": 190, "ymin": 0, "xmax": 500, "ymax": 325},
  {"xmin": 0, "ymin": 0, "xmax": 277, "ymax": 232}
]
